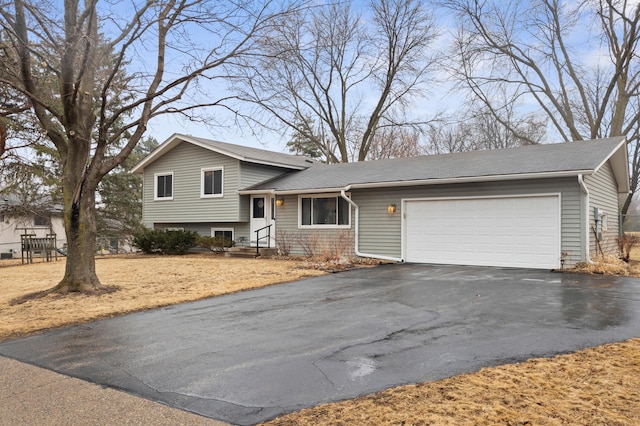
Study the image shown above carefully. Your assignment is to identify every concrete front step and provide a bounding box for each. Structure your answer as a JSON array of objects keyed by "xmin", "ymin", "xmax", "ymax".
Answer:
[{"xmin": 226, "ymin": 246, "xmax": 278, "ymax": 258}]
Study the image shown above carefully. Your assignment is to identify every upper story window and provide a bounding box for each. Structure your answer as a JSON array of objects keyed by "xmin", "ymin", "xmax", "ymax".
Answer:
[
  {"xmin": 34, "ymin": 215, "xmax": 51, "ymax": 227},
  {"xmin": 154, "ymin": 172, "xmax": 173, "ymax": 200},
  {"xmin": 299, "ymin": 194, "xmax": 350, "ymax": 228},
  {"xmin": 201, "ymin": 167, "xmax": 223, "ymax": 198}
]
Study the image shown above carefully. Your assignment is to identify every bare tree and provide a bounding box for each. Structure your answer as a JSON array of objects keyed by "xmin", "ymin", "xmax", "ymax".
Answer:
[
  {"xmin": 231, "ymin": 0, "xmax": 438, "ymax": 163},
  {"xmin": 0, "ymin": 0, "xmax": 294, "ymax": 293},
  {"xmin": 443, "ymin": 0, "xmax": 640, "ymax": 212},
  {"xmin": 365, "ymin": 125, "xmax": 426, "ymax": 159},
  {"xmin": 426, "ymin": 103, "xmax": 546, "ymax": 154},
  {"xmin": 0, "ymin": 76, "xmax": 36, "ymax": 160}
]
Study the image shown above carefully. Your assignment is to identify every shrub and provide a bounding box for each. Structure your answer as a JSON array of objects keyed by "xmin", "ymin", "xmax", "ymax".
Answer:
[
  {"xmin": 295, "ymin": 231, "xmax": 354, "ymax": 261},
  {"xmin": 132, "ymin": 228, "xmax": 197, "ymax": 255},
  {"xmin": 574, "ymin": 254, "xmax": 631, "ymax": 276},
  {"xmin": 275, "ymin": 230, "xmax": 294, "ymax": 256},
  {"xmin": 296, "ymin": 232, "xmax": 320, "ymax": 258},
  {"xmin": 618, "ymin": 233, "xmax": 640, "ymax": 262},
  {"xmin": 196, "ymin": 235, "xmax": 234, "ymax": 253},
  {"xmin": 319, "ymin": 230, "xmax": 353, "ymax": 261}
]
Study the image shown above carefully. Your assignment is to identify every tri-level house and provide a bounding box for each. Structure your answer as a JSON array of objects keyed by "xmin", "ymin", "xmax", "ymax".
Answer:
[{"xmin": 132, "ymin": 134, "xmax": 630, "ymax": 269}]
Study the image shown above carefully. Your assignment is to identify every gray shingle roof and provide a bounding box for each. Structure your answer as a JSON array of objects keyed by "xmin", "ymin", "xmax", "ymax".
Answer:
[
  {"xmin": 0, "ymin": 193, "xmax": 63, "ymax": 213},
  {"xmin": 186, "ymin": 136, "xmax": 315, "ymax": 169},
  {"xmin": 244, "ymin": 137, "xmax": 627, "ymax": 192},
  {"xmin": 132, "ymin": 134, "xmax": 315, "ymax": 173}
]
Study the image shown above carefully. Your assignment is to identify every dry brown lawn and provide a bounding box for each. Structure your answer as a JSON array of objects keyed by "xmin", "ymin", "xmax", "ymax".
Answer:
[
  {"xmin": 1, "ymin": 253, "xmax": 639, "ymax": 425},
  {"xmin": 263, "ymin": 340, "xmax": 640, "ymax": 425},
  {"xmin": 0, "ymin": 254, "xmax": 326, "ymax": 341}
]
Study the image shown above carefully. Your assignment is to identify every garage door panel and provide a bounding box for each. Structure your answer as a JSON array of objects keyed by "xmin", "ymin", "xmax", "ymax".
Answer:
[{"xmin": 404, "ymin": 196, "xmax": 560, "ymax": 269}]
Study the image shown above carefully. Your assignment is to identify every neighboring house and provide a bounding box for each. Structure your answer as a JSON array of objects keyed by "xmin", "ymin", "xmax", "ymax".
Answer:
[
  {"xmin": 96, "ymin": 217, "xmax": 136, "ymax": 254},
  {"xmin": 0, "ymin": 194, "xmax": 66, "ymax": 259},
  {"xmin": 133, "ymin": 134, "xmax": 629, "ymax": 269}
]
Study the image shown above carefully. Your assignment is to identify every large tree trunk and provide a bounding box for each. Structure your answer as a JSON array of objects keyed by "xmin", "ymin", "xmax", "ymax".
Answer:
[{"xmin": 53, "ymin": 177, "xmax": 101, "ymax": 293}]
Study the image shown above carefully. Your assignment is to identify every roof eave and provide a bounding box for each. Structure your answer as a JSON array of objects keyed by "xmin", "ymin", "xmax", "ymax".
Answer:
[
  {"xmin": 239, "ymin": 170, "xmax": 594, "ymax": 194},
  {"xmin": 593, "ymin": 137, "xmax": 630, "ymax": 194},
  {"xmin": 131, "ymin": 133, "xmax": 183, "ymax": 174},
  {"xmin": 131, "ymin": 133, "xmax": 310, "ymax": 173}
]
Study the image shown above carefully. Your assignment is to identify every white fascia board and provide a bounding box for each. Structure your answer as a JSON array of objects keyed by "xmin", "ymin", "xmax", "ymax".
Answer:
[
  {"xmin": 592, "ymin": 137, "xmax": 630, "ymax": 194},
  {"xmin": 178, "ymin": 135, "xmax": 309, "ymax": 170},
  {"xmin": 240, "ymin": 170, "xmax": 593, "ymax": 195},
  {"xmin": 131, "ymin": 133, "xmax": 183, "ymax": 174},
  {"xmin": 239, "ymin": 187, "xmax": 346, "ymax": 195},
  {"xmin": 131, "ymin": 133, "xmax": 309, "ymax": 174},
  {"xmin": 592, "ymin": 136, "xmax": 626, "ymax": 174},
  {"xmin": 238, "ymin": 189, "xmax": 276, "ymax": 195},
  {"xmin": 347, "ymin": 170, "xmax": 593, "ymax": 190}
]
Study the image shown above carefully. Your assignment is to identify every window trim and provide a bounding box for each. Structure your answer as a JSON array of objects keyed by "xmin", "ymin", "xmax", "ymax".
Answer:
[
  {"xmin": 201, "ymin": 167, "xmax": 224, "ymax": 198},
  {"xmin": 298, "ymin": 193, "xmax": 351, "ymax": 229},
  {"xmin": 34, "ymin": 215, "xmax": 51, "ymax": 227},
  {"xmin": 154, "ymin": 172, "xmax": 174, "ymax": 201},
  {"xmin": 211, "ymin": 227, "xmax": 234, "ymax": 240}
]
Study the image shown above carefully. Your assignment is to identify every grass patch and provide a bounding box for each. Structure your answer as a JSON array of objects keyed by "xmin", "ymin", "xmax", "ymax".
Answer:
[
  {"xmin": 0, "ymin": 253, "xmax": 326, "ymax": 341},
  {"xmin": 573, "ymin": 254, "xmax": 636, "ymax": 276},
  {"xmin": 1, "ymin": 252, "xmax": 639, "ymax": 425},
  {"xmin": 262, "ymin": 339, "xmax": 640, "ymax": 425}
]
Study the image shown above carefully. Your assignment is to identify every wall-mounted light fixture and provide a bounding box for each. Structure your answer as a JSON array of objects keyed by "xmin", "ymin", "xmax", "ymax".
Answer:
[
  {"xmin": 275, "ymin": 197, "xmax": 284, "ymax": 207},
  {"xmin": 387, "ymin": 204, "xmax": 396, "ymax": 215}
]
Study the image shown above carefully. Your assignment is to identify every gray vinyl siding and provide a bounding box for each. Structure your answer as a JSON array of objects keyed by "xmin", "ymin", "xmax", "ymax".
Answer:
[
  {"xmin": 239, "ymin": 194, "xmax": 250, "ymax": 222},
  {"xmin": 584, "ymin": 161, "xmax": 620, "ymax": 256},
  {"xmin": 352, "ymin": 189, "xmax": 401, "ymax": 258},
  {"xmin": 240, "ymin": 163, "xmax": 292, "ymax": 188},
  {"xmin": 238, "ymin": 165, "xmax": 295, "ymax": 222},
  {"xmin": 142, "ymin": 142, "xmax": 294, "ymax": 227},
  {"xmin": 275, "ymin": 177, "xmax": 584, "ymax": 266},
  {"xmin": 142, "ymin": 142, "xmax": 240, "ymax": 225},
  {"xmin": 274, "ymin": 194, "xmax": 355, "ymax": 257},
  {"xmin": 154, "ymin": 222, "xmax": 250, "ymax": 242}
]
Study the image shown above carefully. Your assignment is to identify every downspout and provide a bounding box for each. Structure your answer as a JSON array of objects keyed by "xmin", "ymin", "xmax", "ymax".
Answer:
[
  {"xmin": 340, "ymin": 187, "xmax": 403, "ymax": 262},
  {"xmin": 578, "ymin": 174, "xmax": 592, "ymax": 264}
]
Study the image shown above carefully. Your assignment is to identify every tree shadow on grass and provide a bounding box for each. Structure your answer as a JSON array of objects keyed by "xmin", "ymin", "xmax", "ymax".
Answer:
[{"xmin": 9, "ymin": 285, "xmax": 120, "ymax": 306}]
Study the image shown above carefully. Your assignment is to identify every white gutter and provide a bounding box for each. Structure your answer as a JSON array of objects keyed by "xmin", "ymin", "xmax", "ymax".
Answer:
[
  {"xmin": 239, "ymin": 170, "xmax": 594, "ymax": 196},
  {"xmin": 343, "ymin": 170, "xmax": 593, "ymax": 189},
  {"xmin": 578, "ymin": 174, "xmax": 592, "ymax": 264},
  {"xmin": 240, "ymin": 187, "xmax": 345, "ymax": 196},
  {"xmin": 340, "ymin": 187, "xmax": 404, "ymax": 263}
]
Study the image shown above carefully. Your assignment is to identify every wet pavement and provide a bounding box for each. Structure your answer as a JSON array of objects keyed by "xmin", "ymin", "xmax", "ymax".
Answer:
[{"xmin": 1, "ymin": 264, "xmax": 640, "ymax": 425}]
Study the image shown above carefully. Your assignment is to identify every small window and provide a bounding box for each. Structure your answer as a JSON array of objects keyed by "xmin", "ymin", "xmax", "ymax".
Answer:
[
  {"xmin": 253, "ymin": 197, "xmax": 265, "ymax": 218},
  {"xmin": 271, "ymin": 197, "xmax": 276, "ymax": 220},
  {"xmin": 211, "ymin": 228, "xmax": 234, "ymax": 247},
  {"xmin": 299, "ymin": 194, "xmax": 350, "ymax": 228},
  {"xmin": 34, "ymin": 215, "xmax": 51, "ymax": 227},
  {"xmin": 155, "ymin": 172, "xmax": 173, "ymax": 200},
  {"xmin": 201, "ymin": 167, "xmax": 223, "ymax": 197}
]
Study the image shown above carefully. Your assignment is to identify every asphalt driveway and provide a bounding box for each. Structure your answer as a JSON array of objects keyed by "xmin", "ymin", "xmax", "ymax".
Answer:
[{"xmin": 1, "ymin": 264, "xmax": 640, "ymax": 425}]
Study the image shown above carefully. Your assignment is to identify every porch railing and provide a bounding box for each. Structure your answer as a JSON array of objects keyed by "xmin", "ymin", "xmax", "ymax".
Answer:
[{"xmin": 254, "ymin": 224, "xmax": 273, "ymax": 255}]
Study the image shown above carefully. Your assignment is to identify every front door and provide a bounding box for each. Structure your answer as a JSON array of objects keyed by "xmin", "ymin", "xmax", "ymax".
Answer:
[{"xmin": 250, "ymin": 195, "xmax": 275, "ymax": 247}]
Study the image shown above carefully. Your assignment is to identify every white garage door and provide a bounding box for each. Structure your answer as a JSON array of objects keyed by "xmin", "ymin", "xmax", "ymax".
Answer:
[{"xmin": 404, "ymin": 195, "xmax": 560, "ymax": 269}]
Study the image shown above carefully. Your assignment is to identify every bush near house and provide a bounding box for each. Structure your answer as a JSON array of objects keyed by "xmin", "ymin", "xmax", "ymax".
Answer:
[
  {"xmin": 619, "ymin": 232, "xmax": 640, "ymax": 262},
  {"xmin": 196, "ymin": 235, "xmax": 234, "ymax": 253},
  {"xmin": 132, "ymin": 228, "xmax": 197, "ymax": 255}
]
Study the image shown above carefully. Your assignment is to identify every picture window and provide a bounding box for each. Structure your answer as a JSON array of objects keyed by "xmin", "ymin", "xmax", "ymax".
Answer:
[{"xmin": 299, "ymin": 194, "xmax": 350, "ymax": 227}]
